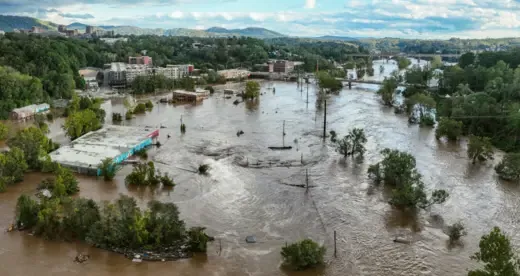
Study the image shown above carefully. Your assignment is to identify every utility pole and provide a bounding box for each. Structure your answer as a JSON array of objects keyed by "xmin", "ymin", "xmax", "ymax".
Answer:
[
  {"xmin": 323, "ymin": 97, "xmax": 327, "ymax": 140},
  {"xmin": 282, "ymin": 120, "xmax": 286, "ymax": 147},
  {"xmin": 305, "ymin": 169, "xmax": 309, "ymax": 191}
]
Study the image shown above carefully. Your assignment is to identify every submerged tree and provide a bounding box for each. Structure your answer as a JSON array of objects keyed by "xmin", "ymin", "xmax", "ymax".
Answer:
[
  {"xmin": 468, "ymin": 227, "xmax": 520, "ymax": 276},
  {"xmin": 187, "ymin": 227, "xmax": 210, "ymax": 252},
  {"xmin": 435, "ymin": 117, "xmax": 463, "ymax": 141},
  {"xmin": 7, "ymin": 126, "xmax": 52, "ymax": 170},
  {"xmin": 281, "ymin": 239, "xmax": 326, "ymax": 271},
  {"xmin": 467, "ymin": 136, "xmax": 494, "ymax": 164},
  {"xmin": 405, "ymin": 93, "xmax": 436, "ymax": 126},
  {"xmin": 244, "ymin": 80, "xmax": 260, "ymax": 99},
  {"xmin": 198, "ymin": 164, "xmax": 210, "ymax": 175},
  {"xmin": 15, "ymin": 194, "xmax": 39, "ymax": 229},
  {"xmin": 377, "ymin": 77, "xmax": 398, "ymax": 106},
  {"xmin": 447, "ymin": 222, "xmax": 467, "ymax": 244},
  {"xmin": 368, "ymin": 148, "xmax": 449, "ymax": 210},
  {"xmin": 98, "ymin": 158, "xmax": 116, "ymax": 181},
  {"xmin": 335, "ymin": 128, "xmax": 367, "ymax": 158},
  {"xmin": 495, "ymin": 153, "xmax": 520, "ymax": 181}
]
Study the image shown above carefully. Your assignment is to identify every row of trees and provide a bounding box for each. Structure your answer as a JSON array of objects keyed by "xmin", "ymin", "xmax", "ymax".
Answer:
[{"xmin": 15, "ymin": 193, "xmax": 209, "ymax": 252}]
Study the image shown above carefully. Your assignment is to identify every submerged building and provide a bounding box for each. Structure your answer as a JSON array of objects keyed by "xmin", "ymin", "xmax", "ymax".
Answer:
[
  {"xmin": 10, "ymin": 103, "xmax": 50, "ymax": 121},
  {"xmin": 49, "ymin": 125, "xmax": 159, "ymax": 175}
]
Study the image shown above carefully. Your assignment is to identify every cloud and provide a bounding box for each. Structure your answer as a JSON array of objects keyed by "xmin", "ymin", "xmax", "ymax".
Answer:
[
  {"xmin": 4, "ymin": 0, "xmax": 520, "ymax": 38},
  {"xmin": 59, "ymin": 13, "xmax": 95, "ymax": 19},
  {"xmin": 304, "ymin": 0, "xmax": 316, "ymax": 9}
]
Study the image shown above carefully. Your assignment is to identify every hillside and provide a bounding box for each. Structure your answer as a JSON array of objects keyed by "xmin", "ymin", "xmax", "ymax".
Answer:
[
  {"xmin": 206, "ymin": 27, "xmax": 285, "ymax": 38},
  {"xmin": 0, "ymin": 15, "xmax": 57, "ymax": 32}
]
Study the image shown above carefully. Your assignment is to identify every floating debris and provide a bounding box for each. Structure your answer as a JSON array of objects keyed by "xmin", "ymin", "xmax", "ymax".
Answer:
[{"xmin": 245, "ymin": 236, "xmax": 256, "ymax": 243}]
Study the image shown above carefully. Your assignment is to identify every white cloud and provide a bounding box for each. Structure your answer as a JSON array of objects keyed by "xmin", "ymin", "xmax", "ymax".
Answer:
[
  {"xmin": 169, "ymin": 11, "xmax": 184, "ymax": 19},
  {"xmin": 304, "ymin": 0, "xmax": 316, "ymax": 9}
]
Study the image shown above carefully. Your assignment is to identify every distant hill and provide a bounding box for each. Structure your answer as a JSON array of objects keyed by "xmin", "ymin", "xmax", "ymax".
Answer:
[
  {"xmin": 0, "ymin": 15, "xmax": 57, "ymax": 32},
  {"xmin": 206, "ymin": 27, "xmax": 285, "ymax": 38},
  {"xmin": 1, "ymin": 15, "xmax": 285, "ymax": 38},
  {"xmin": 316, "ymin": 36, "xmax": 359, "ymax": 41}
]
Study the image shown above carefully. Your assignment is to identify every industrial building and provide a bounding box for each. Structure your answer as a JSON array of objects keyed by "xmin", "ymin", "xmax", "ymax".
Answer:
[
  {"xmin": 217, "ymin": 69, "xmax": 250, "ymax": 80},
  {"xmin": 49, "ymin": 125, "xmax": 159, "ymax": 175},
  {"xmin": 10, "ymin": 103, "xmax": 50, "ymax": 121},
  {"xmin": 129, "ymin": 56, "xmax": 153, "ymax": 66},
  {"xmin": 272, "ymin": 60, "xmax": 295, "ymax": 73}
]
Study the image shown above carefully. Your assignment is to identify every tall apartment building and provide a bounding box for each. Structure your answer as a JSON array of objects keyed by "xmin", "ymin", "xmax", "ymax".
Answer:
[
  {"xmin": 58, "ymin": 25, "xmax": 67, "ymax": 32},
  {"xmin": 156, "ymin": 66, "xmax": 180, "ymax": 79},
  {"xmin": 128, "ymin": 56, "xmax": 153, "ymax": 67},
  {"xmin": 86, "ymin": 25, "xmax": 94, "ymax": 34},
  {"xmin": 125, "ymin": 64, "xmax": 151, "ymax": 84},
  {"xmin": 108, "ymin": 62, "xmax": 127, "ymax": 87}
]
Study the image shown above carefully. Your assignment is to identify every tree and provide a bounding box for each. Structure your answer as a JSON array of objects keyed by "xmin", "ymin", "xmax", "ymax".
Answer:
[
  {"xmin": 98, "ymin": 158, "xmax": 116, "ymax": 181},
  {"xmin": 0, "ymin": 122, "xmax": 8, "ymax": 140},
  {"xmin": 15, "ymin": 194, "xmax": 39, "ymax": 229},
  {"xmin": 133, "ymin": 103, "xmax": 147, "ymax": 114},
  {"xmin": 447, "ymin": 222, "xmax": 467, "ymax": 244},
  {"xmin": 356, "ymin": 68, "xmax": 366, "ymax": 79},
  {"xmin": 281, "ymin": 239, "xmax": 326, "ymax": 270},
  {"xmin": 244, "ymin": 80, "xmax": 260, "ymax": 99},
  {"xmin": 145, "ymin": 100, "xmax": 154, "ymax": 110},
  {"xmin": 335, "ymin": 128, "xmax": 367, "ymax": 158},
  {"xmin": 63, "ymin": 198, "xmax": 101, "ymax": 241},
  {"xmin": 431, "ymin": 55, "xmax": 443, "ymax": 69},
  {"xmin": 495, "ymin": 153, "xmax": 520, "ymax": 181},
  {"xmin": 317, "ymin": 71, "xmax": 343, "ymax": 93},
  {"xmin": 405, "ymin": 65, "xmax": 432, "ymax": 86},
  {"xmin": 397, "ymin": 57, "xmax": 411, "ymax": 70},
  {"xmin": 378, "ymin": 77, "xmax": 398, "ymax": 106},
  {"xmin": 406, "ymin": 93, "xmax": 436, "ymax": 126},
  {"xmin": 368, "ymin": 148, "xmax": 448, "ymax": 210},
  {"xmin": 467, "ymin": 136, "xmax": 494, "ymax": 164},
  {"xmin": 64, "ymin": 109, "xmax": 102, "ymax": 140},
  {"xmin": 435, "ymin": 117, "xmax": 463, "ymax": 141},
  {"xmin": 7, "ymin": 126, "xmax": 51, "ymax": 170},
  {"xmin": 187, "ymin": 227, "xmax": 210, "ymax": 252},
  {"xmin": 468, "ymin": 227, "xmax": 519, "ymax": 276},
  {"xmin": 459, "ymin": 52, "xmax": 475, "ymax": 69},
  {"xmin": 368, "ymin": 149, "xmax": 419, "ymax": 187},
  {"xmin": 0, "ymin": 147, "xmax": 28, "ymax": 191}
]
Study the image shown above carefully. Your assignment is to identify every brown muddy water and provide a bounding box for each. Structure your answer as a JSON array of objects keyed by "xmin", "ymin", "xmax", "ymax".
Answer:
[{"xmin": 1, "ymin": 80, "xmax": 519, "ymax": 276}]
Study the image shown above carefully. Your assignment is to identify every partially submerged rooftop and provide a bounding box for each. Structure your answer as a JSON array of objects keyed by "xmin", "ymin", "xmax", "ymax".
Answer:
[{"xmin": 49, "ymin": 125, "xmax": 159, "ymax": 175}]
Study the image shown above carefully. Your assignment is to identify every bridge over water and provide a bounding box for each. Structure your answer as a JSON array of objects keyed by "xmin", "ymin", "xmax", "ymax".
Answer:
[{"xmin": 345, "ymin": 53, "xmax": 461, "ymax": 58}]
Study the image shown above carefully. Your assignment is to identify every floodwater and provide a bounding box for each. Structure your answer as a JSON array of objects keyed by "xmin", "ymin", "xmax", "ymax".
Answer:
[{"xmin": 1, "ymin": 74, "xmax": 520, "ymax": 276}]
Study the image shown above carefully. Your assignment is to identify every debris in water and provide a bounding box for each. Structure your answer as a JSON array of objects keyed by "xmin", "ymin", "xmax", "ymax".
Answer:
[
  {"xmin": 236, "ymin": 130, "xmax": 245, "ymax": 137},
  {"xmin": 233, "ymin": 100, "xmax": 240, "ymax": 105},
  {"xmin": 245, "ymin": 236, "xmax": 256, "ymax": 243},
  {"xmin": 74, "ymin": 253, "xmax": 90, "ymax": 263},
  {"xmin": 6, "ymin": 223, "xmax": 14, "ymax": 232},
  {"xmin": 393, "ymin": 237, "xmax": 411, "ymax": 244}
]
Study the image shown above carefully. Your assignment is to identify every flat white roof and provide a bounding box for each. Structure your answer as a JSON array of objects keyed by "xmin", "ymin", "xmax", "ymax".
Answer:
[{"xmin": 49, "ymin": 125, "xmax": 158, "ymax": 169}]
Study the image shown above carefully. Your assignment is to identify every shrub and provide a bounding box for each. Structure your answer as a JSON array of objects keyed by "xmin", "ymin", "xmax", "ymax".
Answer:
[
  {"xmin": 187, "ymin": 227, "xmax": 209, "ymax": 252},
  {"xmin": 447, "ymin": 222, "xmax": 467, "ymax": 243},
  {"xmin": 281, "ymin": 239, "xmax": 325, "ymax": 270},
  {"xmin": 145, "ymin": 100, "xmax": 153, "ymax": 110}
]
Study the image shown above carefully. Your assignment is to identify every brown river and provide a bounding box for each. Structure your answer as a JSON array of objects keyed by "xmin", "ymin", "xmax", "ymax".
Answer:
[{"xmin": 1, "ymin": 65, "xmax": 520, "ymax": 275}]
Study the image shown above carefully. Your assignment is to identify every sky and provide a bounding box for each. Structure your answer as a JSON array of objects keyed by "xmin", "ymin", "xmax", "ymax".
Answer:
[{"xmin": 2, "ymin": 0, "xmax": 520, "ymax": 38}]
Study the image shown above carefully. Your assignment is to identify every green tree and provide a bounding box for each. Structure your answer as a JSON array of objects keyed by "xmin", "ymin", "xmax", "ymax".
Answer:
[
  {"xmin": 145, "ymin": 100, "xmax": 154, "ymax": 110},
  {"xmin": 406, "ymin": 93, "xmax": 436, "ymax": 126},
  {"xmin": 281, "ymin": 239, "xmax": 326, "ymax": 270},
  {"xmin": 495, "ymin": 153, "xmax": 520, "ymax": 181},
  {"xmin": 0, "ymin": 122, "xmax": 8, "ymax": 140},
  {"xmin": 335, "ymin": 128, "xmax": 367, "ymax": 158},
  {"xmin": 0, "ymin": 147, "xmax": 28, "ymax": 191},
  {"xmin": 397, "ymin": 57, "xmax": 411, "ymax": 70},
  {"xmin": 459, "ymin": 52, "xmax": 476, "ymax": 69},
  {"xmin": 467, "ymin": 136, "xmax": 494, "ymax": 164},
  {"xmin": 34, "ymin": 198, "xmax": 64, "ymax": 240},
  {"xmin": 405, "ymin": 65, "xmax": 432, "ymax": 86},
  {"xmin": 64, "ymin": 109, "xmax": 102, "ymax": 140},
  {"xmin": 244, "ymin": 80, "xmax": 260, "ymax": 99},
  {"xmin": 98, "ymin": 158, "xmax": 116, "ymax": 181},
  {"xmin": 133, "ymin": 103, "xmax": 147, "ymax": 114},
  {"xmin": 435, "ymin": 117, "xmax": 463, "ymax": 141},
  {"xmin": 7, "ymin": 126, "xmax": 51, "ymax": 170},
  {"xmin": 317, "ymin": 71, "xmax": 343, "ymax": 93},
  {"xmin": 15, "ymin": 194, "xmax": 39, "ymax": 229},
  {"xmin": 447, "ymin": 222, "xmax": 467, "ymax": 244},
  {"xmin": 468, "ymin": 227, "xmax": 519, "ymax": 276},
  {"xmin": 368, "ymin": 148, "xmax": 448, "ymax": 210},
  {"xmin": 62, "ymin": 198, "xmax": 100, "ymax": 241},
  {"xmin": 378, "ymin": 77, "xmax": 398, "ymax": 106},
  {"xmin": 430, "ymin": 55, "xmax": 443, "ymax": 69},
  {"xmin": 187, "ymin": 227, "xmax": 210, "ymax": 252}
]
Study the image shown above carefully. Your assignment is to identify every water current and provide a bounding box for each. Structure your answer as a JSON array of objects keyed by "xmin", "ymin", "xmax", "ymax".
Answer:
[{"xmin": 0, "ymin": 60, "xmax": 519, "ymax": 276}]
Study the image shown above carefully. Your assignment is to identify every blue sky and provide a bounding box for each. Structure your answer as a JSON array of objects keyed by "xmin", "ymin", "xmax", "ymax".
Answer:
[{"xmin": 2, "ymin": 0, "xmax": 520, "ymax": 38}]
